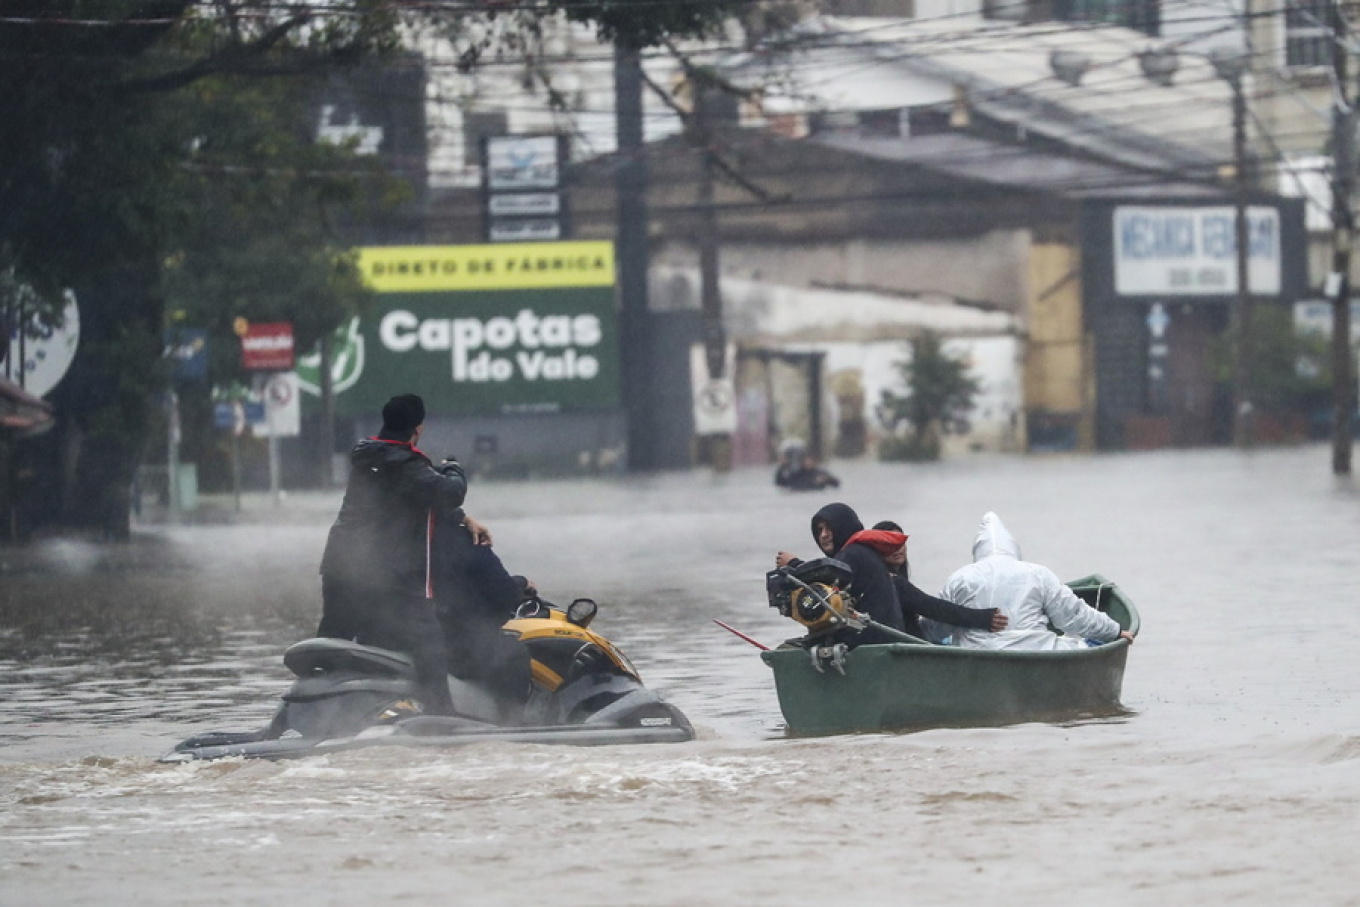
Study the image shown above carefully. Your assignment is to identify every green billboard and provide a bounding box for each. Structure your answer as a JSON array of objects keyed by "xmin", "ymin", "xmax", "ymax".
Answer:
[{"xmin": 298, "ymin": 242, "xmax": 619, "ymax": 416}]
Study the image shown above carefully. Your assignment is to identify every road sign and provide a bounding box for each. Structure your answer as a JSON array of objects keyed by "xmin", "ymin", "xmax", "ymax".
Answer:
[
  {"xmin": 691, "ymin": 344, "xmax": 738, "ymax": 435},
  {"xmin": 214, "ymin": 400, "xmax": 261, "ymax": 435},
  {"xmin": 255, "ymin": 371, "xmax": 301, "ymax": 437},
  {"xmin": 241, "ymin": 322, "xmax": 295, "ymax": 371},
  {"xmin": 165, "ymin": 327, "xmax": 208, "ymax": 380}
]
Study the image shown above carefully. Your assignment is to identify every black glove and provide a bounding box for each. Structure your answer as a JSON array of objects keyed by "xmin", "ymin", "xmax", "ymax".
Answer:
[{"xmin": 439, "ymin": 457, "xmax": 464, "ymax": 478}]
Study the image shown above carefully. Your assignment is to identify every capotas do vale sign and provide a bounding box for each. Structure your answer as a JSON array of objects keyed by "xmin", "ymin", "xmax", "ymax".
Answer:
[{"xmin": 380, "ymin": 308, "xmax": 602, "ymax": 384}]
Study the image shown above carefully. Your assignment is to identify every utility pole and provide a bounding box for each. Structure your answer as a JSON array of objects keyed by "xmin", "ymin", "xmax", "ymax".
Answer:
[
  {"xmin": 1230, "ymin": 68, "xmax": 1255, "ymax": 447},
  {"xmin": 695, "ymin": 81, "xmax": 732, "ymax": 471},
  {"xmin": 319, "ymin": 330, "xmax": 334, "ymax": 487},
  {"xmin": 1330, "ymin": 0, "xmax": 1356, "ymax": 475},
  {"xmin": 614, "ymin": 44, "xmax": 656, "ymax": 471},
  {"xmin": 1209, "ymin": 46, "xmax": 1254, "ymax": 448},
  {"xmin": 697, "ymin": 91, "xmax": 724, "ymax": 388}
]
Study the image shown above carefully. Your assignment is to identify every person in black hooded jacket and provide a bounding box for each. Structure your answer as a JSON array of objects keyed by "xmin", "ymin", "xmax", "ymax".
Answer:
[
  {"xmin": 775, "ymin": 502, "xmax": 905, "ymax": 642},
  {"xmin": 318, "ymin": 393, "xmax": 469, "ymax": 716}
]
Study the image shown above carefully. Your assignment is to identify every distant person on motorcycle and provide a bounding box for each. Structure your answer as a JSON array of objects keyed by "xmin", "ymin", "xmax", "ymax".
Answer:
[
  {"xmin": 939, "ymin": 511, "xmax": 1132, "ymax": 651},
  {"xmin": 318, "ymin": 393, "xmax": 482, "ymax": 716},
  {"xmin": 774, "ymin": 441, "xmax": 840, "ymax": 491},
  {"xmin": 430, "ymin": 515, "xmax": 533, "ymax": 723}
]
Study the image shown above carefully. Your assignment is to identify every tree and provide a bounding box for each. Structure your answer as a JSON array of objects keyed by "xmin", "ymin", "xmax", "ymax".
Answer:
[
  {"xmin": 876, "ymin": 331, "xmax": 981, "ymax": 462},
  {"xmin": 1209, "ymin": 302, "xmax": 1334, "ymax": 438},
  {"xmin": 0, "ymin": 1, "xmax": 742, "ymax": 539}
]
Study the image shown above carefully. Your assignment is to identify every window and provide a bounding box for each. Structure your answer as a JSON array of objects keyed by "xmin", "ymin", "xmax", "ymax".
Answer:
[
  {"xmin": 1053, "ymin": 0, "xmax": 1160, "ymax": 35},
  {"xmin": 1285, "ymin": 0, "xmax": 1331, "ymax": 68},
  {"xmin": 985, "ymin": 0, "xmax": 1160, "ymax": 35},
  {"xmin": 982, "ymin": 0, "xmax": 1031, "ymax": 22},
  {"xmin": 463, "ymin": 111, "xmax": 509, "ymax": 166}
]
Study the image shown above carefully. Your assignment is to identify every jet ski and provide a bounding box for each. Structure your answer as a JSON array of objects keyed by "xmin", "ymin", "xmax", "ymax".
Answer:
[{"xmin": 160, "ymin": 597, "xmax": 694, "ymax": 762}]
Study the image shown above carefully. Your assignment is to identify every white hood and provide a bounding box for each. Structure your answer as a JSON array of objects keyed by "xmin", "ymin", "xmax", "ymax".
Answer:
[
  {"xmin": 972, "ymin": 511, "xmax": 1020, "ymax": 562},
  {"xmin": 942, "ymin": 512, "xmax": 1120, "ymax": 651}
]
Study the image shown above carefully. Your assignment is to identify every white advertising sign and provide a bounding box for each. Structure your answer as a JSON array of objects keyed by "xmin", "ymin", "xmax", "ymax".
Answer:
[
  {"xmin": 3, "ymin": 295, "xmax": 79, "ymax": 397},
  {"xmin": 1114, "ymin": 206, "xmax": 1281, "ymax": 296},
  {"xmin": 486, "ymin": 135, "xmax": 560, "ymax": 191},
  {"xmin": 488, "ymin": 219, "xmax": 563, "ymax": 243},
  {"xmin": 1293, "ymin": 299, "xmax": 1360, "ymax": 341},
  {"xmin": 488, "ymin": 193, "xmax": 561, "ymax": 217}
]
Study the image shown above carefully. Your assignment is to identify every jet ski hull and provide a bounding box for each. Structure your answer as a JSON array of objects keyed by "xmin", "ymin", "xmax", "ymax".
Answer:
[
  {"xmin": 162, "ymin": 719, "xmax": 694, "ymax": 762},
  {"xmin": 161, "ymin": 635, "xmax": 694, "ymax": 762}
]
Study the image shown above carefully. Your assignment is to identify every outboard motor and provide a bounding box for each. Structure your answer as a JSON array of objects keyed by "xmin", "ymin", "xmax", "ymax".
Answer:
[{"xmin": 766, "ymin": 558, "xmax": 860, "ymax": 635}]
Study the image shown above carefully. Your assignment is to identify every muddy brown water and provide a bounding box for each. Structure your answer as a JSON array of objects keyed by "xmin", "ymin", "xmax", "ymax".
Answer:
[{"xmin": 2, "ymin": 446, "xmax": 1358, "ymax": 906}]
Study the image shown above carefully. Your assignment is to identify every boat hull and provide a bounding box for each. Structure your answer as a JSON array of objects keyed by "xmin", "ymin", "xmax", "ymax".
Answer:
[{"xmin": 761, "ymin": 574, "xmax": 1137, "ymax": 734}]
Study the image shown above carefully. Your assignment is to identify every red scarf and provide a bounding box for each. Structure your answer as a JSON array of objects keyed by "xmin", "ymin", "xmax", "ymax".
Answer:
[
  {"xmin": 844, "ymin": 529, "xmax": 908, "ymax": 557},
  {"xmin": 367, "ymin": 436, "xmax": 429, "ymax": 460}
]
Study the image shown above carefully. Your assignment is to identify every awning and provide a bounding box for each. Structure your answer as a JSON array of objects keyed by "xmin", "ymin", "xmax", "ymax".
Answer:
[{"xmin": 0, "ymin": 377, "xmax": 55, "ymax": 437}]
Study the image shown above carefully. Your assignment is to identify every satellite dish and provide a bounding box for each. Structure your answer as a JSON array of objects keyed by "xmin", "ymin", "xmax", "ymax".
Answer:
[
  {"xmin": 1050, "ymin": 50, "xmax": 1091, "ymax": 87},
  {"xmin": 1139, "ymin": 46, "xmax": 1180, "ymax": 87}
]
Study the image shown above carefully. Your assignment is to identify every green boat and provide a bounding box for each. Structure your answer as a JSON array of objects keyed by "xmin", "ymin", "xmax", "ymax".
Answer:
[{"xmin": 760, "ymin": 574, "xmax": 1139, "ymax": 734}]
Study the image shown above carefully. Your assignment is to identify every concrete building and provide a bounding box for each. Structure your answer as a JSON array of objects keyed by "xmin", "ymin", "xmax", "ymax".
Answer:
[{"xmin": 409, "ymin": 6, "xmax": 1318, "ymax": 467}]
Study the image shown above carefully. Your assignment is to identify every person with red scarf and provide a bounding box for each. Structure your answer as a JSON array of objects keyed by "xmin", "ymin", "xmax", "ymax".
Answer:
[{"xmin": 318, "ymin": 393, "xmax": 473, "ymax": 715}]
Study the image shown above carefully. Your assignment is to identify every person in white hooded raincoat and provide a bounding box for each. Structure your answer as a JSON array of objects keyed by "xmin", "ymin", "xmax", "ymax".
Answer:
[{"xmin": 940, "ymin": 512, "xmax": 1133, "ymax": 651}]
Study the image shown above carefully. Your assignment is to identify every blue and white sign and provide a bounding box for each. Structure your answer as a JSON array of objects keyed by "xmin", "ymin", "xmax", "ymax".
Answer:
[
  {"xmin": 165, "ymin": 327, "xmax": 208, "ymax": 380},
  {"xmin": 486, "ymin": 135, "xmax": 561, "ymax": 191},
  {"xmin": 1114, "ymin": 206, "xmax": 1281, "ymax": 297}
]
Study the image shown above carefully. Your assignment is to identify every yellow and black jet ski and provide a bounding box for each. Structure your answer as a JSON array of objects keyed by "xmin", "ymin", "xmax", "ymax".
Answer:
[{"xmin": 160, "ymin": 598, "xmax": 693, "ymax": 762}]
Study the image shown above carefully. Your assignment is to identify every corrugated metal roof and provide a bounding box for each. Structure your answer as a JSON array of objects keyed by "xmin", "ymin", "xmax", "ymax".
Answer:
[
  {"xmin": 810, "ymin": 131, "xmax": 1225, "ymax": 199},
  {"xmin": 727, "ymin": 16, "xmax": 1243, "ymax": 175}
]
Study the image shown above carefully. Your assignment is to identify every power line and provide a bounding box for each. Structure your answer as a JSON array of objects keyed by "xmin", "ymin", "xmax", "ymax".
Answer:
[{"xmin": 8, "ymin": 3, "xmax": 1346, "ymax": 205}]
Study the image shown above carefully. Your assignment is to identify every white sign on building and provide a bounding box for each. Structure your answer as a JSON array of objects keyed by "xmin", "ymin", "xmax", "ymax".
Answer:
[
  {"xmin": 1114, "ymin": 206, "xmax": 1281, "ymax": 296},
  {"xmin": 486, "ymin": 135, "xmax": 561, "ymax": 191},
  {"xmin": 4, "ymin": 294, "xmax": 79, "ymax": 397}
]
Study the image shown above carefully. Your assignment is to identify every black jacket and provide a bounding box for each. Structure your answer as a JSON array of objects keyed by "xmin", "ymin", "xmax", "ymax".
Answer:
[
  {"xmin": 891, "ymin": 574, "xmax": 997, "ymax": 639},
  {"xmin": 320, "ymin": 438, "xmax": 468, "ymax": 598},
  {"xmin": 811, "ymin": 502, "xmax": 907, "ymax": 632},
  {"xmin": 430, "ymin": 517, "xmax": 524, "ymax": 626}
]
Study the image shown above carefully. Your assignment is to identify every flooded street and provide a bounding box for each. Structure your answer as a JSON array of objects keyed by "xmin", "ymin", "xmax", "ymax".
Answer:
[{"xmin": 2, "ymin": 444, "xmax": 1359, "ymax": 906}]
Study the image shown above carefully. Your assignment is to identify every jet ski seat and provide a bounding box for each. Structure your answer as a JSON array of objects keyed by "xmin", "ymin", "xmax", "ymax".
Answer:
[{"xmin": 283, "ymin": 638, "xmax": 415, "ymax": 679}]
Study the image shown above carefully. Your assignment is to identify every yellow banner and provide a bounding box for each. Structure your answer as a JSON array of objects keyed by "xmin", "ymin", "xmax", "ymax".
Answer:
[{"xmin": 357, "ymin": 242, "xmax": 615, "ymax": 292}]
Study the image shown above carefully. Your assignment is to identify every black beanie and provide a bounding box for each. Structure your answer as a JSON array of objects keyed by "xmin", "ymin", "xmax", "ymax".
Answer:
[{"xmin": 381, "ymin": 394, "xmax": 425, "ymax": 437}]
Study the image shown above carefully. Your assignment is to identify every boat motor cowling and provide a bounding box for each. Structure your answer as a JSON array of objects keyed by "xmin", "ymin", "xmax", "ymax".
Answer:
[{"xmin": 766, "ymin": 558, "xmax": 858, "ymax": 634}]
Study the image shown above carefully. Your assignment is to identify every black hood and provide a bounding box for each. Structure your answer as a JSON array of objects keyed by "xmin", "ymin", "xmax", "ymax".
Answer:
[
  {"xmin": 811, "ymin": 502, "xmax": 863, "ymax": 554},
  {"xmin": 352, "ymin": 437, "xmax": 426, "ymax": 469}
]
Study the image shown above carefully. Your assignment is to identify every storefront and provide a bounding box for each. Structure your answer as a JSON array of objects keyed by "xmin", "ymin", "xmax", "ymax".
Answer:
[{"xmin": 1080, "ymin": 199, "xmax": 1309, "ymax": 449}]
